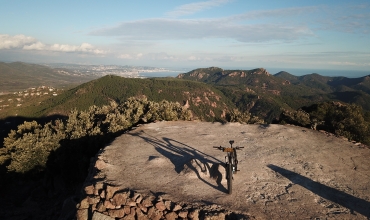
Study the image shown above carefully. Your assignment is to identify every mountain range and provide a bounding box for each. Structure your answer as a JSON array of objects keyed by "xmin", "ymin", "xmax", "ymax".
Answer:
[
  {"xmin": 1, "ymin": 63, "xmax": 370, "ymax": 124},
  {"xmin": 177, "ymin": 67, "xmax": 370, "ymax": 121}
]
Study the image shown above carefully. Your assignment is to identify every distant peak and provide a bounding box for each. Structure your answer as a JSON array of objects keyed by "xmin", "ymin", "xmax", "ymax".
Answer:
[{"xmin": 251, "ymin": 68, "xmax": 270, "ymax": 76}]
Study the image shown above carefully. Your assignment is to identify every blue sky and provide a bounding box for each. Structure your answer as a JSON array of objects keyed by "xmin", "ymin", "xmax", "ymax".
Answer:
[{"xmin": 1, "ymin": 0, "xmax": 369, "ymax": 72}]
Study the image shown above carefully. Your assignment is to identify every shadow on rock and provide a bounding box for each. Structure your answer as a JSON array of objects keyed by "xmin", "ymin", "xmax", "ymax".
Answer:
[
  {"xmin": 130, "ymin": 131, "xmax": 228, "ymax": 193},
  {"xmin": 267, "ymin": 164, "xmax": 370, "ymax": 218}
]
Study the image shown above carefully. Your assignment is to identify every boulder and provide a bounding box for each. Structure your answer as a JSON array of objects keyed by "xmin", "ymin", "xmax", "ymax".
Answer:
[{"xmin": 91, "ymin": 211, "xmax": 115, "ymax": 220}]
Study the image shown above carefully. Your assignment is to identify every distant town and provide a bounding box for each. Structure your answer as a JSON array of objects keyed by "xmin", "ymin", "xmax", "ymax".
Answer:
[
  {"xmin": 43, "ymin": 63, "xmax": 177, "ymax": 78},
  {"xmin": 0, "ymin": 63, "xmax": 184, "ymax": 112}
]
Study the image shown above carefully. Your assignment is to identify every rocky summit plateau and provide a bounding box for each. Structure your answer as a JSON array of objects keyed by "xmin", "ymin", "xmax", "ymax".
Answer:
[{"xmin": 75, "ymin": 121, "xmax": 370, "ymax": 219}]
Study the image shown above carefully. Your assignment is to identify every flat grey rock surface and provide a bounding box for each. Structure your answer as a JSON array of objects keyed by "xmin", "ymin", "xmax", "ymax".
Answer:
[{"xmin": 95, "ymin": 121, "xmax": 370, "ymax": 219}]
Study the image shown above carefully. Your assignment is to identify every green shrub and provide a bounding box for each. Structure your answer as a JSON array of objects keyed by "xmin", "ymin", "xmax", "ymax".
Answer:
[
  {"xmin": 1, "ymin": 97, "xmax": 193, "ymax": 178},
  {"xmin": 279, "ymin": 102, "xmax": 370, "ymax": 145},
  {"xmin": 226, "ymin": 108, "xmax": 264, "ymax": 124},
  {"xmin": 3, "ymin": 120, "xmax": 65, "ymax": 173}
]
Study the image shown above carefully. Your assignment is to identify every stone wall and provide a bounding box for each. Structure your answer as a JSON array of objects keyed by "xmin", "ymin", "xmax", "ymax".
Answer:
[
  {"xmin": 76, "ymin": 183, "xmax": 247, "ymax": 220},
  {"xmin": 75, "ymin": 154, "xmax": 248, "ymax": 220}
]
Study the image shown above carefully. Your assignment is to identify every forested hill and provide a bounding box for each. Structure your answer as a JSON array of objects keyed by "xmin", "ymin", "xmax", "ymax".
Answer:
[
  {"xmin": 26, "ymin": 75, "xmax": 236, "ymax": 121},
  {"xmin": 177, "ymin": 67, "xmax": 370, "ymax": 94}
]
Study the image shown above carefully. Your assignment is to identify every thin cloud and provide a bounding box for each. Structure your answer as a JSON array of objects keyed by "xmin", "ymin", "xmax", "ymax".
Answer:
[
  {"xmin": 142, "ymin": 52, "xmax": 177, "ymax": 61},
  {"xmin": 91, "ymin": 17, "xmax": 314, "ymax": 43},
  {"xmin": 0, "ymin": 34, "xmax": 106, "ymax": 55},
  {"xmin": 166, "ymin": 0, "xmax": 232, "ymax": 18},
  {"xmin": 118, "ymin": 52, "xmax": 177, "ymax": 61},
  {"xmin": 118, "ymin": 53, "xmax": 134, "ymax": 59},
  {"xmin": 91, "ymin": 4, "xmax": 370, "ymax": 44},
  {"xmin": 314, "ymin": 4, "xmax": 370, "ymax": 34},
  {"xmin": 228, "ymin": 6, "xmax": 318, "ymax": 21}
]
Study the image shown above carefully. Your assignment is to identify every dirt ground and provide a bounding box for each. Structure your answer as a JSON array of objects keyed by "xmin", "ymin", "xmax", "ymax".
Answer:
[{"xmin": 94, "ymin": 121, "xmax": 370, "ymax": 219}]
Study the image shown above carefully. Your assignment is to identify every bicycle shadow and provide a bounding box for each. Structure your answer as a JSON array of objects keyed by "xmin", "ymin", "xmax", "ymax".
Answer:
[
  {"xmin": 129, "ymin": 130, "xmax": 228, "ymax": 193},
  {"xmin": 267, "ymin": 164, "xmax": 370, "ymax": 218}
]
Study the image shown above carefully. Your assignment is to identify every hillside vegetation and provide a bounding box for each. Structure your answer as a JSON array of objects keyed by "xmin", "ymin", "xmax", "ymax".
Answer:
[
  {"xmin": 11, "ymin": 75, "xmax": 239, "ymax": 122},
  {"xmin": 177, "ymin": 67, "xmax": 370, "ymax": 122}
]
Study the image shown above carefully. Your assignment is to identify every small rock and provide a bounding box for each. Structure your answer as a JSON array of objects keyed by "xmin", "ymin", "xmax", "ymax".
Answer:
[
  {"xmin": 138, "ymin": 203, "xmax": 148, "ymax": 213},
  {"xmin": 164, "ymin": 200, "xmax": 173, "ymax": 210},
  {"xmin": 188, "ymin": 209, "xmax": 199, "ymax": 220},
  {"xmin": 108, "ymin": 207, "xmax": 126, "ymax": 218},
  {"xmin": 132, "ymin": 192, "xmax": 141, "ymax": 201},
  {"xmin": 173, "ymin": 204, "xmax": 182, "ymax": 212},
  {"xmin": 123, "ymin": 214, "xmax": 136, "ymax": 220},
  {"xmin": 136, "ymin": 194, "xmax": 143, "ymax": 204},
  {"xmin": 106, "ymin": 185, "xmax": 120, "ymax": 199},
  {"xmin": 112, "ymin": 192, "xmax": 128, "ymax": 206},
  {"xmin": 92, "ymin": 211, "xmax": 115, "ymax": 220},
  {"xmin": 87, "ymin": 196, "xmax": 101, "ymax": 205},
  {"xmin": 76, "ymin": 209, "xmax": 88, "ymax": 220},
  {"xmin": 155, "ymin": 201, "xmax": 166, "ymax": 211},
  {"xmin": 84, "ymin": 185, "xmax": 94, "ymax": 195},
  {"xmin": 124, "ymin": 205, "xmax": 131, "ymax": 215},
  {"xmin": 147, "ymin": 207, "xmax": 155, "ymax": 217},
  {"xmin": 95, "ymin": 159, "xmax": 107, "ymax": 170},
  {"xmin": 204, "ymin": 212, "xmax": 226, "ymax": 220},
  {"xmin": 126, "ymin": 200, "xmax": 137, "ymax": 207},
  {"xmin": 141, "ymin": 197, "xmax": 154, "ymax": 207},
  {"xmin": 103, "ymin": 200, "xmax": 116, "ymax": 209},
  {"xmin": 79, "ymin": 198, "xmax": 90, "ymax": 209},
  {"xmin": 148, "ymin": 207, "xmax": 163, "ymax": 220},
  {"xmin": 91, "ymin": 203, "xmax": 97, "ymax": 212},
  {"xmin": 136, "ymin": 208, "xmax": 149, "ymax": 220},
  {"xmin": 100, "ymin": 190, "xmax": 106, "ymax": 199},
  {"xmin": 96, "ymin": 202, "xmax": 106, "ymax": 212},
  {"xmin": 94, "ymin": 182, "xmax": 104, "ymax": 195},
  {"xmin": 178, "ymin": 211, "xmax": 188, "ymax": 218},
  {"xmin": 131, "ymin": 207, "xmax": 136, "ymax": 215},
  {"xmin": 165, "ymin": 211, "xmax": 178, "ymax": 220}
]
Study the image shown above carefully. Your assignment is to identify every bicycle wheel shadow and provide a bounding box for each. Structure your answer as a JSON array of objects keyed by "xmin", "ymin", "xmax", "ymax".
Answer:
[
  {"xmin": 129, "ymin": 130, "xmax": 228, "ymax": 193},
  {"xmin": 267, "ymin": 164, "xmax": 370, "ymax": 218}
]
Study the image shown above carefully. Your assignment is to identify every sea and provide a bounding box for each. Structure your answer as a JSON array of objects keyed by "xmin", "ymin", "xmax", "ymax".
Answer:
[
  {"xmin": 138, "ymin": 71, "xmax": 183, "ymax": 78},
  {"xmin": 265, "ymin": 68, "xmax": 369, "ymax": 78}
]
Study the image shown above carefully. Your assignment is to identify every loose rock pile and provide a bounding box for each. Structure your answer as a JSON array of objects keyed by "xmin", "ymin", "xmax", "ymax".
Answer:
[{"xmin": 76, "ymin": 183, "xmax": 248, "ymax": 220}]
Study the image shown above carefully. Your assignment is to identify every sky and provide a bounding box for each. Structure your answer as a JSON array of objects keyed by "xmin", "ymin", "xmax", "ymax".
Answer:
[{"xmin": 1, "ymin": 0, "xmax": 370, "ymax": 73}]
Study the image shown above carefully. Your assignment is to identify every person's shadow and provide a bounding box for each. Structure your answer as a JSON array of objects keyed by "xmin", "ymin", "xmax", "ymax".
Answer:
[
  {"xmin": 267, "ymin": 164, "xmax": 370, "ymax": 218},
  {"xmin": 129, "ymin": 130, "xmax": 228, "ymax": 193}
]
